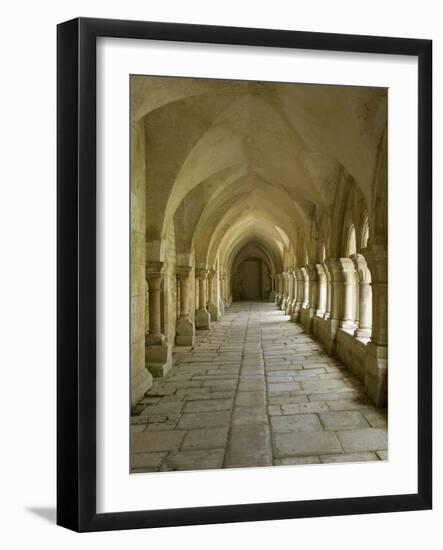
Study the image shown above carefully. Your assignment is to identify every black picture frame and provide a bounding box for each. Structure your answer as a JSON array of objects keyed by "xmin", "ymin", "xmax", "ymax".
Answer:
[{"xmin": 57, "ymin": 17, "xmax": 432, "ymax": 532}]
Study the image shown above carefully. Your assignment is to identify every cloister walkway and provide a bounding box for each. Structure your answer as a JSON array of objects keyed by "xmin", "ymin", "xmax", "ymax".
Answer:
[{"xmin": 131, "ymin": 302, "xmax": 387, "ymax": 472}]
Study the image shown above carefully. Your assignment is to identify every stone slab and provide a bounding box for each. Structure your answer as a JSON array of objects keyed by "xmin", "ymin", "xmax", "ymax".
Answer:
[
  {"xmin": 273, "ymin": 431, "xmax": 342, "ymax": 457},
  {"xmin": 131, "ymin": 430, "xmax": 186, "ymax": 453},
  {"xmin": 319, "ymin": 411, "xmax": 370, "ymax": 431},
  {"xmin": 337, "ymin": 428, "xmax": 388, "ymax": 452},
  {"xmin": 182, "ymin": 427, "xmax": 229, "ymax": 450},
  {"xmin": 160, "ymin": 449, "xmax": 225, "ymax": 471},
  {"xmin": 271, "ymin": 414, "xmax": 323, "ymax": 433}
]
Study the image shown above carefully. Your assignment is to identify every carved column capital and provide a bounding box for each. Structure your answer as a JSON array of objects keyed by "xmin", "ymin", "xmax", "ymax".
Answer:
[
  {"xmin": 176, "ymin": 265, "xmax": 192, "ymax": 280},
  {"xmin": 324, "ymin": 258, "xmax": 343, "ymax": 281},
  {"xmin": 349, "ymin": 253, "xmax": 371, "ymax": 283},
  {"xmin": 146, "ymin": 261, "xmax": 165, "ymax": 289},
  {"xmin": 195, "ymin": 268, "xmax": 209, "ymax": 280},
  {"xmin": 338, "ymin": 257, "xmax": 357, "ymax": 283},
  {"xmin": 306, "ymin": 263, "xmax": 319, "ymax": 281},
  {"xmin": 364, "ymin": 245, "xmax": 387, "ymax": 283}
]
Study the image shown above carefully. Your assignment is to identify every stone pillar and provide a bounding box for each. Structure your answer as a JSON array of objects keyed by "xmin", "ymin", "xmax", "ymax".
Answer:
[
  {"xmin": 288, "ymin": 269, "xmax": 298, "ymax": 320},
  {"xmin": 305, "ymin": 264, "xmax": 319, "ymax": 332},
  {"xmin": 207, "ymin": 268, "xmax": 220, "ymax": 321},
  {"xmin": 276, "ymin": 274, "xmax": 283, "ymax": 307},
  {"xmin": 316, "ymin": 263, "xmax": 327, "ymax": 317},
  {"xmin": 279, "ymin": 272, "xmax": 287, "ymax": 310},
  {"xmin": 145, "ymin": 262, "xmax": 172, "ymax": 377},
  {"xmin": 269, "ymin": 275, "xmax": 276, "ymax": 302},
  {"xmin": 322, "ymin": 261, "xmax": 332, "ymax": 320},
  {"xmin": 301, "ymin": 267, "xmax": 309, "ymax": 308},
  {"xmin": 339, "ymin": 258, "xmax": 358, "ymax": 331},
  {"xmin": 291, "ymin": 267, "xmax": 304, "ymax": 321},
  {"xmin": 175, "ymin": 266, "xmax": 195, "ymax": 346},
  {"xmin": 323, "ymin": 258, "xmax": 343, "ymax": 354},
  {"xmin": 286, "ymin": 270, "xmax": 296, "ymax": 315},
  {"xmin": 285, "ymin": 271, "xmax": 294, "ymax": 315},
  {"xmin": 364, "ymin": 245, "xmax": 387, "ymax": 407},
  {"xmin": 218, "ymin": 271, "xmax": 225, "ymax": 316},
  {"xmin": 195, "ymin": 268, "xmax": 211, "ymax": 329},
  {"xmin": 350, "ymin": 253, "xmax": 372, "ymax": 340}
]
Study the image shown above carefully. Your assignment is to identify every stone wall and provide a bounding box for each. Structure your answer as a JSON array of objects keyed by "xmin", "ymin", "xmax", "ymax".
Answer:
[{"xmin": 130, "ymin": 121, "xmax": 152, "ymax": 406}]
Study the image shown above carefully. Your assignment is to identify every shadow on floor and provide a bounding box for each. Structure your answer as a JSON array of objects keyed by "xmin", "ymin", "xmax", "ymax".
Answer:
[{"xmin": 26, "ymin": 506, "xmax": 56, "ymax": 524}]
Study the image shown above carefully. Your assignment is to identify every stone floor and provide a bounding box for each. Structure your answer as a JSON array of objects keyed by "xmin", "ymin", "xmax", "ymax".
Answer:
[{"xmin": 131, "ymin": 302, "xmax": 388, "ymax": 473}]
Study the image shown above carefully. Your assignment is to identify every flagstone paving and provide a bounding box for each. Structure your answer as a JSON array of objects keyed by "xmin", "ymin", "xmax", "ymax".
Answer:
[{"xmin": 130, "ymin": 302, "xmax": 388, "ymax": 473}]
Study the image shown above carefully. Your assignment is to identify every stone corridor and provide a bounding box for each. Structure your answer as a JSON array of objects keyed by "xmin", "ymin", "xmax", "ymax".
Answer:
[{"xmin": 131, "ymin": 302, "xmax": 387, "ymax": 473}]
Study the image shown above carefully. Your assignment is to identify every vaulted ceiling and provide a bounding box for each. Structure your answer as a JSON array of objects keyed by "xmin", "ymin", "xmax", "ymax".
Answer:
[{"xmin": 132, "ymin": 76, "xmax": 387, "ymax": 271}]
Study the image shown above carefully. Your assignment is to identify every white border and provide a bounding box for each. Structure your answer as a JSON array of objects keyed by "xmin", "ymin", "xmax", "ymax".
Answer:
[{"xmin": 97, "ymin": 38, "xmax": 418, "ymax": 513}]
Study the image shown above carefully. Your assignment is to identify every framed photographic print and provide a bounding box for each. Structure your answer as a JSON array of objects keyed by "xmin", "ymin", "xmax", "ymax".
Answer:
[{"xmin": 57, "ymin": 17, "xmax": 432, "ymax": 532}]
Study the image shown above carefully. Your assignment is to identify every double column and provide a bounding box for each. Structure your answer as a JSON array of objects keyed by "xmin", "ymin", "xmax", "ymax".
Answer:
[
  {"xmin": 286, "ymin": 270, "xmax": 297, "ymax": 315},
  {"xmin": 338, "ymin": 258, "xmax": 358, "ymax": 331},
  {"xmin": 280, "ymin": 272, "xmax": 289, "ymax": 311},
  {"xmin": 364, "ymin": 245, "xmax": 387, "ymax": 407},
  {"xmin": 218, "ymin": 271, "xmax": 225, "ymax": 315},
  {"xmin": 350, "ymin": 253, "xmax": 372, "ymax": 340},
  {"xmin": 323, "ymin": 258, "xmax": 344, "ymax": 354},
  {"xmin": 195, "ymin": 268, "xmax": 211, "ymax": 330},
  {"xmin": 145, "ymin": 261, "xmax": 172, "ymax": 377},
  {"xmin": 175, "ymin": 265, "xmax": 195, "ymax": 346},
  {"xmin": 284, "ymin": 271, "xmax": 295, "ymax": 315},
  {"xmin": 291, "ymin": 268, "xmax": 304, "ymax": 322},
  {"xmin": 207, "ymin": 268, "xmax": 220, "ymax": 321}
]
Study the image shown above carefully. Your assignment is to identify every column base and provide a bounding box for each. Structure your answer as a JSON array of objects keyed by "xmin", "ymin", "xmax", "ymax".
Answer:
[
  {"xmin": 284, "ymin": 300, "xmax": 293, "ymax": 315},
  {"xmin": 324, "ymin": 318, "xmax": 340, "ymax": 355},
  {"xmin": 130, "ymin": 367, "xmax": 153, "ymax": 407},
  {"xmin": 219, "ymin": 299, "xmax": 225, "ymax": 316},
  {"xmin": 354, "ymin": 327, "xmax": 372, "ymax": 340},
  {"xmin": 145, "ymin": 339, "xmax": 172, "ymax": 378},
  {"xmin": 290, "ymin": 302, "xmax": 302, "ymax": 322},
  {"xmin": 365, "ymin": 342, "xmax": 387, "ymax": 408},
  {"xmin": 207, "ymin": 301, "xmax": 220, "ymax": 321},
  {"xmin": 195, "ymin": 308, "xmax": 211, "ymax": 329},
  {"xmin": 340, "ymin": 320, "xmax": 358, "ymax": 331},
  {"xmin": 175, "ymin": 316, "xmax": 195, "ymax": 346}
]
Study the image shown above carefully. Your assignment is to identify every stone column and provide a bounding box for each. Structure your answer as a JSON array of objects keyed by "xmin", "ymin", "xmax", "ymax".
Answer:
[
  {"xmin": 301, "ymin": 267, "xmax": 309, "ymax": 308},
  {"xmin": 323, "ymin": 258, "xmax": 343, "ymax": 354},
  {"xmin": 195, "ymin": 268, "xmax": 211, "ymax": 329},
  {"xmin": 276, "ymin": 274, "xmax": 283, "ymax": 307},
  {"xmin": 339, "ymin": 258, "xmax": 358, "ymax": 331},
  {"xmin": 350, "ymin": 253, "xmax": 372, "ymax": 340},
  {"xmin": 218, "ymin": 271, "xmax": 225, "ymax": 316},
  {"xmin": 322, "ymin": 261, "xmax": 332, "ymax": 320},
  {"xmin": 364, "ymin": 245, "xmax": 387, "ymax": 407},
  {"xmin": 269, "ymin": 275, "xmax": 276, "ymax": 302},
  {"xmin": 305, "ymin": 264, "xmax": 319, "ymax": 332},
  {"xmin": 291, "ymin": 267, "xmax": 304, "ymax": 321},
  {"xmin": 175, "ymin": 266, "xmax": 195, "ymax": 346},
  {"xmin": 316, "ymin": 263, "xmax": 327, "ymax": 317},
  {"xmin": 285, "ymin": 271, "xmax": 294, "ymax": 315},
  {"xmin": 145, "ymin": 262, "xmax": 172, "ymax": 377},
  {"xmin": 288, "ymin": 269, "xmax": 298, "ymax": 320},
  {"xmin": 279, "ymin": 272, "xmax": 287, "ymax": 310},
  {"xmin": 207, "ymin": 268, "xmax": 219, "ymax": 321}
]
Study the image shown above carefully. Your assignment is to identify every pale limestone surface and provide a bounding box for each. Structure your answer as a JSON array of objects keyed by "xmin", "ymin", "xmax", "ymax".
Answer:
[
  {"xmin": 131, "ymin": 303, "xmax": 387, "ymax": 473},
  {"xmin": 130, "ymin": 77, "xmax": 388, "ymax": 409}
]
